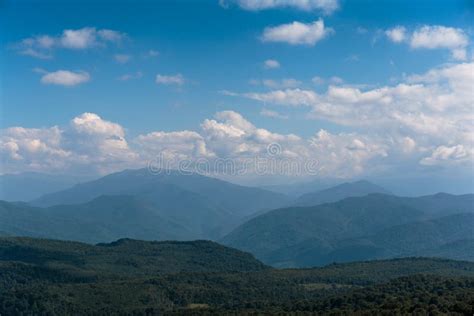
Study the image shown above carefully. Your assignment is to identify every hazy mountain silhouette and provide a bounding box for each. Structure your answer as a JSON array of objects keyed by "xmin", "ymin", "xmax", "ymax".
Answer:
[
  {"xmin": 222, "ymin": 193, "xmax": 474, "ymax": 267},
  {"xmin": 294, "ymin": 180, "xmax": 391, "ymax": 207}
]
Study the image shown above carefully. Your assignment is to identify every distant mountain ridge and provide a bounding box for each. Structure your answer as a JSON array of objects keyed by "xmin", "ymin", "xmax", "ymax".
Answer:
[
  {"xmin": 1, "ymin": 169, "xmax": 472, "ymax": 267},
  {"xmin": 2, "ymin": 169, "xmax": 290, "ymax": 241},
  {"xmin": 0, "ymin": 196, "xmax": 195, "ymax": 243},
  {"xmin": 33, "ymin": 169, "xmax": 290, "ymax": 217},
  {"xmin": 294, "ymin": 180, "xmax": 391, "ymax": 207},
  {"xmin": 222, "ymin": 193, "xmax": 474, "ymax": 267}
]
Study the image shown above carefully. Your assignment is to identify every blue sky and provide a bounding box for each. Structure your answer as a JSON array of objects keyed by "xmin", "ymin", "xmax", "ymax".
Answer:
[{"xmin": 1, "ymin": 0, "xmax": 474, "ymax": 186}]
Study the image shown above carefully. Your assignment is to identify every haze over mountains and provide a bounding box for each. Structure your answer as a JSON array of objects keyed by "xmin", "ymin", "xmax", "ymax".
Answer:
[
  {"xmin": 0, "ymin": 168, "xmax": 472, "ymax": 268},
  {"xmin": 294, "ymin": 180, "xmax": 391, "ymax": 206},
  {"xmin": 2, "ymin": 169, "xmax": 290, "ymax": 241},
  {"xmin": 223, "ymin": 193, "xmax": 474, "ymax": 267},
  {"xmin": 0, "ymin": 172, "xmax": 94, "ymax": 202}
]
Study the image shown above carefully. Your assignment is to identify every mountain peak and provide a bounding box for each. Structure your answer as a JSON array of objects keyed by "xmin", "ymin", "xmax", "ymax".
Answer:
[{"xmin": 294, "ymin": 180, "xmax": 390, "ymax": 207}]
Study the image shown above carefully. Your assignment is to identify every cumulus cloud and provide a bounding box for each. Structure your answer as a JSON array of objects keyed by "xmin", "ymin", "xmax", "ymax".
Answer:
[
  {"xmin": 97, "ymin": 29, "xmax": 126, "ymax": 43},
  {"xmin": 225, "ymin": 62, "xmax": 474, "ymax": 169},
  {"xmin": 264, "ymin": 59, "xmax": 280, "ymax": 69},
  {"xmin": 60, "ymin": 28, "xmax": 98, "ymax": 49},
  {"xmin": 386, "ymin": 24, "xmax": 469, "ymax": 60},
  {"xmin": 3, "ymin": 63, "xmax": 473, "ymax": 177},
  {"xmin": 1, "ymin": 113, "xmax": 137, "ymax": 174},
  {"xmin": 2, "ymin": 105, "xmax": 471, "ymax": 178},
  {"xmin": 222, "ymin": 0, "xmax": 339, "ymax": 14},
  {"xmin": 156, "ymin": 74, "xmax": 185, "ymax": 85},
  {"xmin": 13, "ymin": 27, "xmax": 126, "ymax": 58},
  {"xmin": 420, "ymin": 145, "xmax": 472, "ymax": 166},
  {"xmin": 261, "ymin": 19, "xmax": 333, "ymax": 45},
  {"xmin": 385, "ymin": 26, "xmax": 406, "ymax": 43},
  {"xmin": 40, "ymin": 70, "xmax": 90, "ymax": 86},
  {"xmin": 136, "ymin": 130, "xmax": 212, "ymax": 162}
]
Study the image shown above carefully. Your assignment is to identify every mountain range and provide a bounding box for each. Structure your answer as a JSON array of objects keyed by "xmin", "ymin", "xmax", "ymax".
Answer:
[
  {"xmin": 1, "ymin": 169, "xmax": 290, "ymax": 241},
  {"xmin": 0, "ymin": 168, "xmax": 472, "ymax": 268},
  {"xmin": 222, "ymin": 193, "xmax": 474, "ymax": 267}
]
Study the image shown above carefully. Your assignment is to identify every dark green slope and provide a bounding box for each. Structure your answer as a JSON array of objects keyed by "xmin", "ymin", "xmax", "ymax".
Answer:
[
  {"xmin": 415, "ymin": 239, "xmax": 474, "ymax": 261},
  {"xmin": 222, "ymin": 194, "xmax": 425, "ymax": 259},
  {"xmin": 222, "ymin": 193, "xmax": 474, "ymax": 267},
  {"xmin": 267, "ymin": 213, "xmax": 474, "ymax": 267},
  {"xmin": 0, "ymin": 237, "xmax": 268, "ymax": 277},
  {"xmin": 294, "ymin": 180, "xmax": 391, "ymax": 206},
  {"xmin": 0, "ymin": 236, "xmax": 473, "ymax": 315}
]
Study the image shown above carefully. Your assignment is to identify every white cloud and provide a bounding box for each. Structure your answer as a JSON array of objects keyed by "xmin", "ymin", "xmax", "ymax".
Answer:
[
  {"xmin": 420, "ymin": 145, "xmax": 472, "ymax": 166},
  {"xmin": 156, "ymin": 74, "xmax": 185, "ymax": 85},
  {"xmin": 410, "ymin": 25, "xmax": 467, "ymax": 49},
  {"xmin": 224, "ymin": 0, "xmax": 339, "ymax": 14},
  {"xmin": 19, "ymin": 48, "xmax": 53, "ymax": 59},
  {"xmin": 243, "ymin": 88, "xmax": 318, "ymax": 106},
  {"xmin": 261, "ymin": 19, "xmax": 333, "ymax": 45},
  {"xmin": 60, "ymin": 27, "xmax": 97, "ymax": 49},
  {"xmin": 2, "ymin": 102, "xmax": 472, "ymax": 177},
  {"xmin": 312, "ymin": 76, "xmax": 324, "ymax": 85},
  {"xmin": 117, "ymin": 72, "xmax": 143, "ymax": 81},
  {"xmin": 386, "ymin": 24, "xmax": 469, "ymax": 61},
  {"xmin": 13, "ymin": 27, "xmax": 126, "ymax": 58},
  {"xmin": 258, "ymin": 78, "xmax": 302, "ymax": 89},
  {"xmin": 40, "ymin": 70, "xmax": 90, "ymax": 86},
  {"xmin": 136, "ymin": 130, "xmax": 212, "ymax": 161},
  {"xmin": 260, "ymin": 108, "xmax": 288, "ymax": 119},
  {"xmin": 97, "ymin": 29, "xmax": 126, "ymax": 43},
  {"xmin": 114, "ymin": 54, "xmax": 131, "ymax": 64},
  {"xmin": 264, "ymin": 59, "xmax": 280, "ymax": 69},
  {"xmin": 3, "ymin": 61, "xmax": 474, "ymax": 177},
  {"xmin": 410, "ymin": 25, "xmax": 468, "ymax": 60},
  {"xmin": 225, "ymin": 62, "xmax": 474, "ymax": 170},
  {"xmin": 385, "ymin": 26, "xmax": 406, "ymax": 43},
  {"xmin": 147, "ymin": 50, "xmax": 160, "ymax": 57},
  {"xmin": 1, "ymin": 113, "xmax": 137, "ymax": 174},
  {"xmin": 330, "ymin": 76, "xmax": 344, "ymax": 84}
]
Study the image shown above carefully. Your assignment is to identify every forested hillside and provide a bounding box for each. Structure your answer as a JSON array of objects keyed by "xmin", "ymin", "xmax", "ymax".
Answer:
[{"xmin": 0, "ymin": 237, "xmax": 473, "ymax": 315}]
